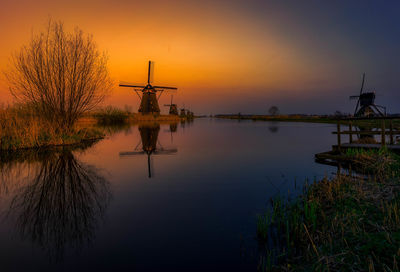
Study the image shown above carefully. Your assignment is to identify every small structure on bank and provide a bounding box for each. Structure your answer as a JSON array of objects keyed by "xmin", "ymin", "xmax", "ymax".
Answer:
[
  {"xmin": 164, "ymin": 95, "xmax": 178, "ymax": 115},
  {"xmin": 119, "ymin": 61, "xmax": 177, "ymax": 114},
  {"xmin": 349, "ymin": 73, "xmax": 386, "ymax": 117},
  {"xmin": 179, "ymin": 107, "xmax": 194, "ymax": 119},
  {"xmin": 186, "ymin": 110, "xmax": 194, "ymax": 119},
  {"xmin": 180, "ymin": 108, "xmax": 186, "ymax": 117}
]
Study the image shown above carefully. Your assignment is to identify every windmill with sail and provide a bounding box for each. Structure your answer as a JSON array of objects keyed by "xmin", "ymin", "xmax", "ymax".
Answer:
[
  {"xmin": 119, "ymin": 61, "xmax": 177, "ymax": 114},
  {"xmin": 350, "ymin": 73, "xmax": 386, "ymax": 117},
  {"xmin": 164, "ymin": 95, "xmax": 178, "ymax": 115}
]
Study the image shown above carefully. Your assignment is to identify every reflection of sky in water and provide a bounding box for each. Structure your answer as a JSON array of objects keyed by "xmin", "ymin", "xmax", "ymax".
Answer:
[{"xmin": 0, "ymin": 119, "xmax": 338, "ymax": 271}]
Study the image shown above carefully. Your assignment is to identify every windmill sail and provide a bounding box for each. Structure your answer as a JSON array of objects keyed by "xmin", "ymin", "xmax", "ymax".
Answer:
[
  {"xmin": 119, "ymin": 61, "xmax": 178, "ymax": 114},
  {"xmin": 349, "ymin": 73, "xmax": 386, "ymax": 118}
]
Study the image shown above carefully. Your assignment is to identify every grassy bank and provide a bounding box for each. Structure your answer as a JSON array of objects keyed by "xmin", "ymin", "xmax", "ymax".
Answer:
[
  {"xmin": 217, "ymin": 114, "xmax": 336, "ymax": 123},
  {"xmin": 93, "ymin": 106, "xmax": 130, "ymax": 125},
  {"xmin": 91, "ymin": 106, "xmax": 182, "ymax": 125},
  {"xmin": 257, "ymin": 149, "xmax": 400, "ymax": 271},
  {"xmin": 216, "ymin": 114, "xmax": 400, "ymax": 129},
  {"xmin": 0, "ymin": 106, "xmax": 104, "ymax": 150}
]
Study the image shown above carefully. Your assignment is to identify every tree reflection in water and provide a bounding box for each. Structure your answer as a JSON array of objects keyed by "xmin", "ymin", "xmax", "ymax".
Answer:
[{"xmin": 3, "ymin": 146, "xmax": 110, "ymax": 261}]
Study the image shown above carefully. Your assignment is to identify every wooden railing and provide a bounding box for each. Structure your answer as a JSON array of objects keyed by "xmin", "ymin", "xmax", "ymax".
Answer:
[{"xmin": 333, "ymin": 117, "xmax": 400, "ymax": 151}]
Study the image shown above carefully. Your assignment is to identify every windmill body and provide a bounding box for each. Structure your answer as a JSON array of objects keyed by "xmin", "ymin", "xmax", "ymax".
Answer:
[
  {"xmin": 139, "ymin": 92, "xmax": 160, "ymax": 113},
  {"xmin": 350, "ymin": 73, "xmax": 386, "ymax": 118},
  {"xmin": 180, "ymin": 108, "xmax": 186, "ymax": 117},
  {"xmin": 164, "ymin": 95, "xmax": 179, "ymax": 115},
  {"xmin": 119, "ymin": 61, "xmax": 177, "ymax": 114}
]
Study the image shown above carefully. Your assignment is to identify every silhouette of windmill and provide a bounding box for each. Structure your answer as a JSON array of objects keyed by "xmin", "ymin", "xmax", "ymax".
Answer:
[
  {"xmin": 350, "ymin": 73, "xmax": 386, "ymax": 117},
  {"xmin": 119, "ymin": 61, "xmax": 177, "ymax": 114},
  {"xmin": 164, "ymin": 95, "xmax": 178, "ymax": 115},
  {"xmin": 119, "ymin": 124, "xmax": 177, "ymax": 178}
]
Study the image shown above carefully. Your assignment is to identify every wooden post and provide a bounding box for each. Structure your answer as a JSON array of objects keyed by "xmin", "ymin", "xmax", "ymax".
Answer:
[
  {"xmin": 349, "ymin": 121, "xmax": 353, "ymax": 143},
  {"xmin": 390, "ymin": 120, "xmax": 394, "ymax": 145},
  {"xmin": 381, "ymin": 119, "xmax": 386, "ymax": 148},
  {"xmin": 337, "ymin": 120, "xmax": 341, "ymax": 152}
]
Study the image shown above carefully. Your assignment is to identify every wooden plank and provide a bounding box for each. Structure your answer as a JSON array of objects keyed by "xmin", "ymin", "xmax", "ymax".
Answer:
[
  {"xmin": 337, "ymin": 121, "xmax": 341, "ymax": 152},
  {"xmin": 332, "ymin": 131, "xmax": 400, "ymax": 135},
  {"xmin": 382, "ymin": 120, "xmax": 386, "ymax": 148},
  {"xmin": 332, "ymin": 143, "xmax": 400, "ymax": 150},
  {"xmin": 349, "ymin": 122, "xmax": 353, "ymax": 143},
  {"xmin": 390, "ymin": 120, "xmax": 394, "ymax": 145}
]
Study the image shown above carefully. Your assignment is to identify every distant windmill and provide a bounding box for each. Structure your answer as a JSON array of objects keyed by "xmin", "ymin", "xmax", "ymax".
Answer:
[
  {"xmin": 164, "ymin": 95, "xmax": 178, "ymax": 115},
  {"xmin": 119, "ymin": 124, "xmax": 177, "ymax": 178},
  {"xmin": 119, "ymin": 61, "xmax": 177, "ymax": 114},
  {"xmin": 349, "ymin": 73, "xmax": 386, "ymax": 117},
  {"xmin": 179, "ymin": 103, "xmax": 188, "ymax": 117},
  {"xmin": 180, "ymin": 108, "xmax": 186, "ymax": 117}
]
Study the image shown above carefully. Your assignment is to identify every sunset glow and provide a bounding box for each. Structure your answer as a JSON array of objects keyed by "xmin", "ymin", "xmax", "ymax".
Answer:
[{"xmin": 1, "ymin": 0, "xmax": 399, "ymax": 114}]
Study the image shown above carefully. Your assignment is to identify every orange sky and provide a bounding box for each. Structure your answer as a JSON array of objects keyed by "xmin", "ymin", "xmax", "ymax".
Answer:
[{"xmin": 1, "ymin": 0, "xmax": 399, "ymax": 114}]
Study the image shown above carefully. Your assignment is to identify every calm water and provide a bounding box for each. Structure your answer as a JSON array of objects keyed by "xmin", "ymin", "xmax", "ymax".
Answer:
[{"xmin": 0, "ymin": 119, "xmax": 338, "ymax": 271}]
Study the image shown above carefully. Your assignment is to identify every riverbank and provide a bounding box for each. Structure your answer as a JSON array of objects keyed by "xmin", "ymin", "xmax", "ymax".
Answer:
[
  {"xmin": 90, "ymin": 107, "xmax": 183, "ymax": 126},
  {"xmin": 215, "ymin": 114, "xmax": 400, "ymax": 128},
  {"xmin": 257, "ymin": 148, "xmax": 400, "ymax": 271},
  {"xmin": 0, "ymin": 106, "xmax": 186, "ymax": 151},
  {"xmin": 216, "ymin": 114, "xmax": 335, "ymax": 123}
]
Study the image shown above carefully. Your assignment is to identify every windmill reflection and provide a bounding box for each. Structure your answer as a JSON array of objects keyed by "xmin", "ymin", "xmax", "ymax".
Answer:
[
  {"xmin": 5, "ymin": 147, "xmax": 110, "ymax": 261},
  {"xmin": 120, "ymin": 123, "xmax": 177, "ymax": 178},
  {"xmin": 169, "ymin": 122, "xmax": 178, "ymax": 133},
  {"xmin": 164, "ymin": 122, "xmax": 178, "ymax": 143}
]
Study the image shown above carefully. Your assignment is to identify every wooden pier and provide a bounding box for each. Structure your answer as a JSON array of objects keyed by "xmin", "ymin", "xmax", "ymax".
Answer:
[
  {"xmin": 332, "ymin": 117, "xmax": 400, "ymax": 152},
  {"xmin": 315, "ymin": 117, "xmax": 400, "ymax": 166}
]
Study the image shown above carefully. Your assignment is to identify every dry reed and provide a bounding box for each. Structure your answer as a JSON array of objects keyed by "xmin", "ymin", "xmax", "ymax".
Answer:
[{"xmin": 0, "ymin": 105, "xmax": 103, "ymax": 150}]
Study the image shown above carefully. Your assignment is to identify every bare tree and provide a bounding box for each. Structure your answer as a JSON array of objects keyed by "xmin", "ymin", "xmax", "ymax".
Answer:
[
  {"xmin": 5, "ymin": 20, "xmax": 112, "ymax": 131},
  {"xmin": 268, "ymin": 106, "xmax": 280, "ymax": 116}
]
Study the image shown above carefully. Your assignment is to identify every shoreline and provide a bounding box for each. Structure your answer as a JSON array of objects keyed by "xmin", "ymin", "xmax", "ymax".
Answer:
[
  {"xmin": 257, "ymin": 148, "xmax": 400, "ymax": 271},
  {"xmin": 0, "ymin": 115, "xmax": 188, "ymax": 152},
  {"xmin": 214, "ymin": 114, "xmax": 400, "ymax": 126}
]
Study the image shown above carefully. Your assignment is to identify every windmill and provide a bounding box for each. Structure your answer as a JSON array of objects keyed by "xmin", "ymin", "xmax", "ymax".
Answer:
[
  {"xmin": 164, "ymin": 95, "xmax": 178, "ymax": 115},
  {"xmin": 119, "ymin": 124, "xmax": 177, "ymax": 178},
  {"xmin": 180, "ymin": 108, "xmax": 186, "ymax": 117},
  {"xmin": 349, "ymin": 73, "xmax": 386, "ymax": 117},
  {"xmin": 119, "ymin": 61, "xmax": 177, "ymax": 114}
]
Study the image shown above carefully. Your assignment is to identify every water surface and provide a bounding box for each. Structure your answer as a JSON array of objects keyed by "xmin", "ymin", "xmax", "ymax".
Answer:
[{"xmin": 0, "ymin": 118, "xmax": 338, "ymax": 271}]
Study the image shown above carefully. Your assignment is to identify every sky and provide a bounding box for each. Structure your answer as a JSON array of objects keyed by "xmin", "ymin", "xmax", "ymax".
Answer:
[{"xmin": 0, "ymin": 0, "xmax": 399, "ymax": 115}]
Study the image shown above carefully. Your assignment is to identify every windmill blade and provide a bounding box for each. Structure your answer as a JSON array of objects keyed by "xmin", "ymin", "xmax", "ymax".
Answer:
[
  {"xmin": 119, "ymin": 151, "xmax": 145, "ymax": 156},
  {"xmin": 148, "ymin": 60, "xmax": 152, "ymax": 84},
  {"xmin": 119, "ymin": 84, "xmax": 146, "ymax": 88},
  {"xmin": 353, "ymin": 73, "xmax": 365, "ymax": 116},
  {"xmin": 147, "ymin": 154, "xmax": 153, "ymax": 178},
  {"xmin": 354, "ymin": 97, "xmax": 360, "ymax": 116},
  {"xmin": 153, "ymin": 86, "xmax": 178, "ymax": 90},
  {"xmin": 359, "ymin": 73, "xmax": 365, "ymax": 95}
]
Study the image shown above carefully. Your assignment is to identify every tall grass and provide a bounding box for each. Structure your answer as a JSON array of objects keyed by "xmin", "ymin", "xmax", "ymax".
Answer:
[
  {"xmin": 257, "ymin": 150, "xmax": 400, "ymax": 271},
  {"xmin": 93, "ymin": 106, "xmax": 130, "ymax": 125},
  {"xmin": 0, "ymin": 104, "xmax": 103, "ymax": 150},
  {"xmin": 345, "ymin": 148, "xmax": 400, "ymax": 178}
]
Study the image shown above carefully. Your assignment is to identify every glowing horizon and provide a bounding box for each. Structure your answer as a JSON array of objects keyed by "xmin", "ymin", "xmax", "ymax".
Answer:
[{"xmin": 1, "ymin": 0, "xmax": 399, "ymax": 114}]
